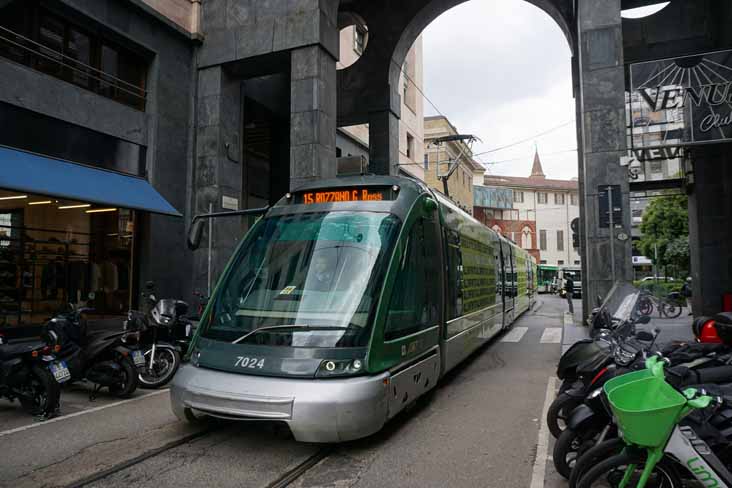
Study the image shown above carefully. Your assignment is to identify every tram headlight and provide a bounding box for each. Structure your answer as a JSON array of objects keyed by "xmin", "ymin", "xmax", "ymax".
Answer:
[{"xmin": 316, "ymin": 358, "xmax": 365, "ymax": 377}]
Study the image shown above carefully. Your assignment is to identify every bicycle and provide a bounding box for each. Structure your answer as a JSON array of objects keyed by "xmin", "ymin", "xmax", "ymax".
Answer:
[
  {"xmin": 577, "ymin": 356, "xmax": 732, "ymax": 488},
  {"xmin": 637, "ymin": 290, "xmax": 684, "ymax": 319}
]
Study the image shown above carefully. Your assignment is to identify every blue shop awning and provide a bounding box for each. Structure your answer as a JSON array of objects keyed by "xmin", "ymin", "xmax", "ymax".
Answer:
[{"xmin": 0, "ymin": 146, "xmax": 181, "ymax": 217}]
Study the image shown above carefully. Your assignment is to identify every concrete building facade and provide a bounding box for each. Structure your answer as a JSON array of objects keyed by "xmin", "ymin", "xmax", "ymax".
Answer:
[
  {"xmin": 423, "ymin": 116, "xmax": 485, "ymax": 213},
  {"xmin": 478, "ymin": 152, "xmax": 580, "ymax": 267},
  {"xmin": 336, "ymin": 25, "xmax": 425, "ymax": 181},
  {"xmin": 2, "ymin": 0, "xmax": 731, "ymax": 325}
]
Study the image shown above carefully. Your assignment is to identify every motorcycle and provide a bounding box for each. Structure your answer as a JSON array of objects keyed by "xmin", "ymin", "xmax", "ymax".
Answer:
[
  {"xmin": 125, "ymin": 282, "xmax": 195, "ymax": 389},
  {"xmin": 46, "ymin": 305, "xmax": 143, "ymax": 399},
  {"xmin": 0, "ymin": 328, "xmax": 66, "ymax": 417}
]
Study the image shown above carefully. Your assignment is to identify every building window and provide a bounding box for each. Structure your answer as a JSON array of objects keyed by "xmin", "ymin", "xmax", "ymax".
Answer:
[
  {"xmin": 558, "ymin": 260, "xmax": 565, "ymax": 266},
  {"xmin": 555, "ymin": 193, "xmax": 565, "ymax": 205},
  {"xmin": 514, "ymin": 191, "xmax": 524, "ymax": 203},
  {"xmin": 574, "ymin": 260, "xmax": 580, "ymax": 265},
  {"xmin": 539, "ymin": 229, "xmax": 547, "ymax": 251},
  {"xmin": 354, "ymin": 25, "xmax": 367, "ymax": 55},
  {"xmin": 423, "ymin": 153, "xmax": 428, "ymax": 170},
  {"xmin": 571, "ymin": 193, "xmax": 579, "ymax": 205},
  {"xmin": 336, "ymin": 147, "xmax": 342, "ymax": 157},
  {"xmin": 540, "ymin": 260, "xmax": 547, "ymax": 265},
  {"xmin": 406, "ymin": 133, "xmax": 414, "ymax": 159},
  {"xmin": 521, "ymin": 227, "xmax": 532, "ymax": 249},
  {"xmin": 557, "ymin": 230, "xmax": 564, "ymax": 251},
  {"xmin": 492, "ymin": 225, "xmax": 502, "ymax": 235},
  {"xmin": 537, "ymin": 192, "xmax": 548, "ymax": 204},
  {"xmin": 0, "ymin": 4, "xmax": 148, "ymax": 110}
]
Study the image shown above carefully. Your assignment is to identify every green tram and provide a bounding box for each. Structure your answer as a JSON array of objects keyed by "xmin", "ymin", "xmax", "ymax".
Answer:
[{"xmin": 171, "ymin": 176, "xmax": 537, "ymax": 442}]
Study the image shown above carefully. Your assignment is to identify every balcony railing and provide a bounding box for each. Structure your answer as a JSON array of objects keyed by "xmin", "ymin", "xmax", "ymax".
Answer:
[{"xmin": 0, "ymin": 25, "xmax": 146, "ymax": 110}]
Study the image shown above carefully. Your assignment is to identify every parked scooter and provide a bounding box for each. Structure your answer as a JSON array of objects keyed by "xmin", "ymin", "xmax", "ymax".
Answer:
[
  {"xmin": 125, "ymin": 282, "xmax": 195, "ymax": 389},
  {"xmin": 46, "ymin": 305, "xmax": 143, "ymax": 399},
  {"xmin": 0, "ymin": 328, "xmax": 65, "ymax": 417}
]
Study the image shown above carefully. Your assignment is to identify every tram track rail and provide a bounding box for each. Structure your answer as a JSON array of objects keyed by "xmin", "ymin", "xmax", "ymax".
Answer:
[
  {"xmin": 61, "ymin": 423, "xmax": 331, "ymax": 488},
  {"xmin": 263, "ymin": 448, "xmax": 332, "ymax": 488},
  {"xmin": 63, "ymin": 427, "xmax": 214, "ymax": 488}
]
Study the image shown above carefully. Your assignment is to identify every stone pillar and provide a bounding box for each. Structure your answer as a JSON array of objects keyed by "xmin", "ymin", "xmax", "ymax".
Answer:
[
  {"xmin": 688, "ymin": 147, "xmax": 732, "ymax": 315},
  {"xmin": 369, "ymin": 110, "xmax": 401, "ymax": 176},
  {"xmin": 290, "ymin": 45, "xmax": 337, "ymax": 190},
  {"xmin": 576, "ymin": 0, "xmax": 633, "ymax": 318},
  {"xmin": 192, "ymin": 65, "xmax": 243, "ymax": 293}
]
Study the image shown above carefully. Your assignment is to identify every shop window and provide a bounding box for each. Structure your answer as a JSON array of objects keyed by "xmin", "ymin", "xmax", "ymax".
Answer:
[
  {"xmin": 539, "ymin": 229, "xmax": 547, "ymax": 251},
  {"xmin": 555, "ymin": 193, "xmax": 565, "ymax": 205},
  {"xmin": 537, "ymin": 192, "xmax": 548, "ymax": 204},
  {"xmin": 0, "ymin": 191, "xmax": 135, "ymax": 328},
  {"xmin": 384, "ymin": 218, "xmax": 440, "ymax": 340}
]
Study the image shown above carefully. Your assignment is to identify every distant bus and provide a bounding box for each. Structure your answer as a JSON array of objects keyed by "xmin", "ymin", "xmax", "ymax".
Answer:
[{"xmin": 537, "ymin": 265, "xmax": 558, "ymax": 294}]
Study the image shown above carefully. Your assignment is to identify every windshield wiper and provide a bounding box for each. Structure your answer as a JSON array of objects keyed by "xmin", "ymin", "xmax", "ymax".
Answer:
[{"xmin": 231, "ymin": 324, "xmax": 350, "ymax": 344}]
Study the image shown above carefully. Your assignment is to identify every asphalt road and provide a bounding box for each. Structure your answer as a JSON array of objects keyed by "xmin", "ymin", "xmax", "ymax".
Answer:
[{"xmin": 2, "ymin": 294, "xmax": 695, "ymax": 488}]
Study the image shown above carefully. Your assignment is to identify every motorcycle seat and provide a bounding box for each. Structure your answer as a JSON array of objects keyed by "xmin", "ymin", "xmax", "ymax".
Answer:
[
  {"xmin": 714, "ymin": 313, "xmax": 732, "ymax": 326},
  {"xmin": 0, "ymin": 341, "xmax": 45, "ymax": 360}
]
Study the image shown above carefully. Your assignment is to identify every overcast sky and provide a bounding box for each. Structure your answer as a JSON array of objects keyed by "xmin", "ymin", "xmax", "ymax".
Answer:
[{"xmin": 422, "ymin": 0, "xmax": 578, "ymax": 180}]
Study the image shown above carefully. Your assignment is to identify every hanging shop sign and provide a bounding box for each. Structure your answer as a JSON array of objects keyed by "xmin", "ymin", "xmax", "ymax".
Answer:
[
  {"xmin": 629, "ymin": 48, "xmax": 732, "ymax": 147},
  {"xmin": 473, "ymin": 186, "xmax": 513, "ymax": 210}
]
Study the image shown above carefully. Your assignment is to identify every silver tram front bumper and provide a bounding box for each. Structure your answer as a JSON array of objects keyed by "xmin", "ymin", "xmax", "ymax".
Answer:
[{"xmin": 170, "ymin": 364, "xmax": 390, "ymax": 443}]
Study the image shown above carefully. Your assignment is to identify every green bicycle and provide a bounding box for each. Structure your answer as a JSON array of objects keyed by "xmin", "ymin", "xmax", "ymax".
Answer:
[{"xmin": 577, "ymin": 356, "xmax": 732, "ymax": 488}]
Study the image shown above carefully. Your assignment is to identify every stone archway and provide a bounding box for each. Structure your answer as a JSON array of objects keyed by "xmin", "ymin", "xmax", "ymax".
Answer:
[{"xmin": 336, "ymin": 0, "xmax": 574, "ymax": 174}]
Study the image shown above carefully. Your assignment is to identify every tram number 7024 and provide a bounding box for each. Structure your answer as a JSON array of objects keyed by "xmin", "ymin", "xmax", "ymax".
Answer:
[{"xmin": 234, "ymin": 356, "xmax": 265, "ymax": 369}]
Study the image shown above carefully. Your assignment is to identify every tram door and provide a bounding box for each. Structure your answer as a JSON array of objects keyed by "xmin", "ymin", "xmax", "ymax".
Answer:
[{"xmin": 501, "ymin": 240, "xmax": 515, "ymax": 323}]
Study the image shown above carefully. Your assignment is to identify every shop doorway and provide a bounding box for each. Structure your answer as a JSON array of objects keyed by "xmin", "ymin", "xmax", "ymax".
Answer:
[{"xmin": 242, "ymin": 74, "xmax": 290, "ymax": 209}]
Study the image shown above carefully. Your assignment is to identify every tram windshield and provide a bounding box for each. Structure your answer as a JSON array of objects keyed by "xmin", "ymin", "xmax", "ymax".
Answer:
[{"xmin": 201, "ymin": 211, "xmax": 401, "ymax": 347}]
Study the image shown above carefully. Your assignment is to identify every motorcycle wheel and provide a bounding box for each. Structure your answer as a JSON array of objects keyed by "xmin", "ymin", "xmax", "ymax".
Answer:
[
  {"xmin": 19, "ymin": 365, "xmax": 60, "ymax": 417},
  {"xmin": 569, "ymin": 438, "xmax": 624, "ymax": 488},
  {"xmin": 577, "ymin": 450, "xmax": 681, "ymax": 488},
  {"xmin": 108, "ymin": 357, "xmax": 138, "ymax": 398},
  {"xmin": 547, "ymin": 393, "xmax": 581, "ymax": 439},
  {"xmin": 139, "ymin": 347, "xmax": 180, "ymax": 389},
  {"xmin": 553, "ymin": 426, "xmax": 604, "ymax": 479}
]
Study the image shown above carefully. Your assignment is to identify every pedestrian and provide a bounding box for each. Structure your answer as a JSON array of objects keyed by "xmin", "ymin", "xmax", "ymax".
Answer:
[
  {"xmin": 682, "ymin": 277, "xmax": 692, "ymax": 316},
  {"xmin": 564, "ymin": 276, "xmax": 574, "ymax": 314}
]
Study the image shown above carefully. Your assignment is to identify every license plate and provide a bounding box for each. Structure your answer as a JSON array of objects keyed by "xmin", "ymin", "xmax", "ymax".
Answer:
[
  {"xmin": 49, "ymin": 361, "xmax": 71, "ymax": 383},
  {"xmin": 132, "ymin": 350, "xmax": 146, "ymax": 366}
]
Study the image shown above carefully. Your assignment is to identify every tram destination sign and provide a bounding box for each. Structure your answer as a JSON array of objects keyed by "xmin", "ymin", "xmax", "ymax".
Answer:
[
  {"xmin": 296, "ymin": 187, "xmax": 394, "ymax": 205},
  {"xmin": 629, "ymin": 48, "xmax": 732, "ymax": 147}
]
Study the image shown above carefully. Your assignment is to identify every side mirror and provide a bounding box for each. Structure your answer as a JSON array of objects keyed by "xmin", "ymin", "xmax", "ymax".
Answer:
[
  {"xmin": 187, "ymin": 219, "xmax": 205, "ymax": 250},
  {"xmin": 636, "ymin": 315, "xmax": 651, "ymax": 325},
  {"xmin": 636, "ymin": 330, "xmax": 654, "ymax": 341}
]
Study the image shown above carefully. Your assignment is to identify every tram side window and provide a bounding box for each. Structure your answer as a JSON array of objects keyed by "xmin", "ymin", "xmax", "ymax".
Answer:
[
  {"xmin": 384, "ymin": 219, "xmax": 439, "ymax": 341},
  {"xmin": 445, "ymin": 228, "xmax": 463, "ymax": 320}
]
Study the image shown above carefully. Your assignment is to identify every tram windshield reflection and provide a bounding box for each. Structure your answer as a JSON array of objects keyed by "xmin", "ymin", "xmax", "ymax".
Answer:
[{"xmin": 202, "ymin": 211, "xmax": 401, "ymax": 347}]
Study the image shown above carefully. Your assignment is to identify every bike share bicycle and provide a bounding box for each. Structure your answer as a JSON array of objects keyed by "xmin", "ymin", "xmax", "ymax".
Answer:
[{"xmin": 577, "ymin": 356, "xmax": 732, "ymax": 488}]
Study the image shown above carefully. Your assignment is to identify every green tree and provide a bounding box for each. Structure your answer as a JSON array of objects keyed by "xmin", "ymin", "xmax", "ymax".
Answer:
[{"xmin": 637, "ymin": 195, "xmax": 689, "ymax": 278}]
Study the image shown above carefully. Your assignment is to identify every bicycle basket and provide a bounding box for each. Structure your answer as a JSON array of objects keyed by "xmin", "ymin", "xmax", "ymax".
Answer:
[{"xmin": 606, "ymin": 375, "xmax": 687, "ymax": 447}]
